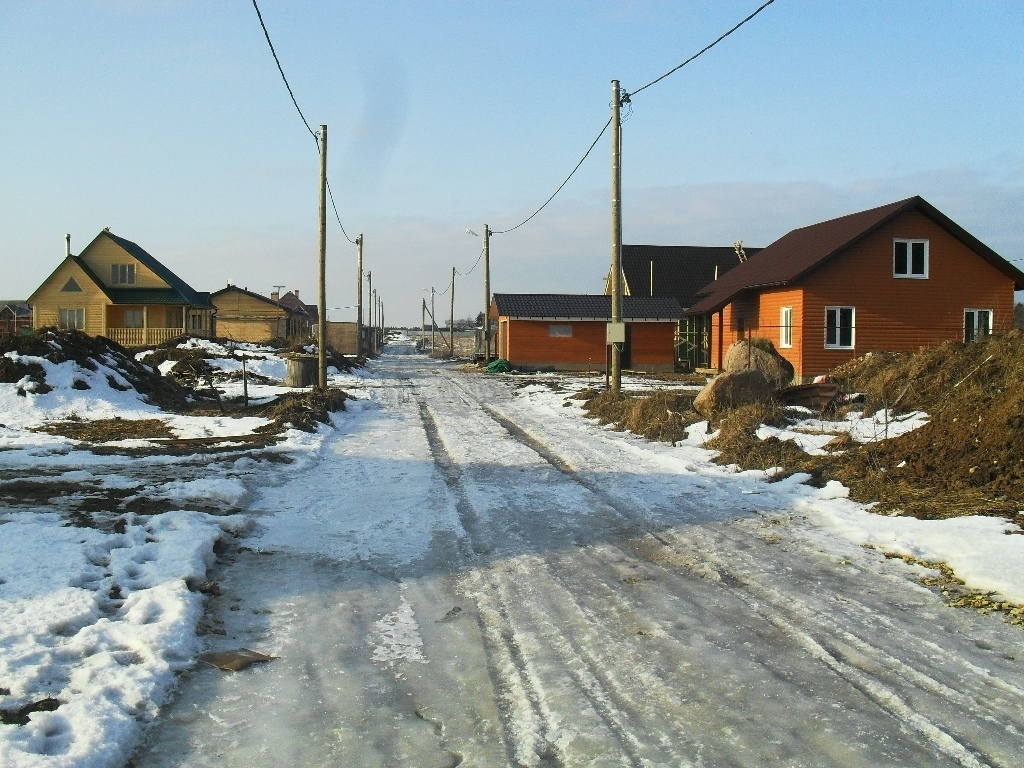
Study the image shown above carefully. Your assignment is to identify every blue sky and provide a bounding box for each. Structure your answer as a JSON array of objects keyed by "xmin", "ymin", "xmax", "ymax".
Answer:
[{"xmin": 2, "ymin": 0, "xmax": 1021, "ymax": 325}]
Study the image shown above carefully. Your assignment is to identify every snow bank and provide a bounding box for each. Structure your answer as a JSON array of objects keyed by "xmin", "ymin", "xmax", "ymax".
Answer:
[
  {"xmin": 796, "ymin": 485, "xmax": 1024, "ymax": 604},
  {"xmin": 757, "ymin": 409, "xmax": 930, "ymax": 455},
  {"xmin": 0, "ymin": 511, "xmax": 247, "ymax": 767}
]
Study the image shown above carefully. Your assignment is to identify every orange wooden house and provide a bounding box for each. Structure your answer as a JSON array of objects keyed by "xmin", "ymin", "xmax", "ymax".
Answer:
[
  {"xmin": 686, "ymin": 196, "xmax": 1024, "ymax": 382},
  {"xmin": 490, "ymin": 294, "xmax": 682, "ymax": 372}
]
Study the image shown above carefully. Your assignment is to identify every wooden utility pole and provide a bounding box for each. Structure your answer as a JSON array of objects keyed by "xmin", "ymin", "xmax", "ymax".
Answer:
[
  {"xmin": 366, "ymin": 271, "xmax": 373, "ymax": 355},
  {"xmin": 317, "ymin": 124, "xmax": 328, "ymax": 389},
  {"xmin": 609, "ymin": 82, "xmax": 623, "ymax": 393},
  {"xmin": 421, "ymin": 299, "xmax": 426, "ymax": 347},
  {"xmin": 450, "ymin": 267, "xmax": 456, "ymax": 358},
  {"xmin": 371, "ymin": 289, "xmax": 377, "ymax": 354},
  {"xmin": 356, "ymin": 234, "xmax": 364, "ymax": 355},
  {"xmin": 430, "ymin": 287, "xmax": 436, "ymax": 354},
  {"xmin": 483, "ymin": 225, "xmax": 492, "ymax": 361}
]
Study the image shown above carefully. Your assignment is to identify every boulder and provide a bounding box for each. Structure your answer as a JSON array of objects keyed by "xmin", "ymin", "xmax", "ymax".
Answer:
[
  {"xmin": 693, "ymin": 368, "xmax": 774, "ymax": 417},
  {"xmin": 723, "ymin": 340, "xmax": 795, "ymax": 391}
]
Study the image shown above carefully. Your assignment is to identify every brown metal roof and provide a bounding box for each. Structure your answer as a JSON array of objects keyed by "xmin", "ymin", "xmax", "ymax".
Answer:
[{"xmin": 686, "ymin": 196, "xmax": 1024, "ymax": 315}]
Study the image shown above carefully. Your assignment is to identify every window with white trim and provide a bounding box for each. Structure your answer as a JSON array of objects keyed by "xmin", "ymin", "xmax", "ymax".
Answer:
[
  {"xmin": 548, "ymin": 324, "xmax": 572, "ymax": 337},
  {"xmin": 110, "ymin": 263, "xmax": 136, "ymax": 285},
  {"xmin": 825, "ymin": 306, "xmax": 855, "ymax": 349},
  {"xmin": 964, "ymin": 309, "xmax": 992, "ymax": 343},
  {"xmin": 893, "ymin": 239, "xmax": 928, "ymax": 278},
  {"xmin": 779, "ymin": 306, "xmax": 793, "ymax": 348},
  {"xmin": 59, "ymin": 308, "xmax": 85, "ymax": 329}
]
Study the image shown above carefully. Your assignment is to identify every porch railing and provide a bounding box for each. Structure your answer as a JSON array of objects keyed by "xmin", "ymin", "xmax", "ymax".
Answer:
[{"xmin": 105, "ymin": 327, "xmax": 186, "ymax": 347}]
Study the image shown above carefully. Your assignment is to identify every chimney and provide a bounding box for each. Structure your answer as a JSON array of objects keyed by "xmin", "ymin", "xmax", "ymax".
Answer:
[
  {"xmin": 65, "ymin": 233, "xmax": 71, "ymax": 258},
  {"xmin": 271, "ymin": 291, "xmax": 280, "ymax": 302},
  {"xmin": 293, "ymin": 289, "xmax": 299, "ymax": 300}
]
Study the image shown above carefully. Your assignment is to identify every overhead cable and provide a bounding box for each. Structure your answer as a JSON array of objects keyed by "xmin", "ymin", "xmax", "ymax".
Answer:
[
  {"xmin": 626, "ymin": 0, "xmax": 776, "ymax": 100},
  {"xmin": 252, "ymin": 0, "xmax": 358, "ymax": 244},
  {"xmin": 492, "ymin": 117, "xmax": 613, "ymax": 235},
  {"xmin": 251, "ymin": 0, "xmax": 319, "ymax": 146},
  {"xmin": 457, "ymin": 247, "xmax": 486, "ymax": 277}
]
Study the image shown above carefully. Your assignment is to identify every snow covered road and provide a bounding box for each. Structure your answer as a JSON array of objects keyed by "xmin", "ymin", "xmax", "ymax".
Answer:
[{"xmin": 134, "ymin": 347, "xmax": 1024, "ymax": 767}]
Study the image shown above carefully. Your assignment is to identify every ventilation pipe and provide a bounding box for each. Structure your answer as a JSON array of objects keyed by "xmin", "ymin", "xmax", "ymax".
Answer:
[{"xmin": 65, "ymin": 233, "xmax": 71, "ymax": 258}]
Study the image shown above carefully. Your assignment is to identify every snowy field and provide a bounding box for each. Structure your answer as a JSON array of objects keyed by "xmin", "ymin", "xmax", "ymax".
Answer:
[{"xmin": 2, "ymin": 335, "xmax": 1023, "ymax": 767}]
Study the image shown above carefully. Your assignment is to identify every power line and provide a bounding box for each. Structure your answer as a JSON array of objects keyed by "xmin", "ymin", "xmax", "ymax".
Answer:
[
  {"xmin": 251, "ymin": 0, "xmax": 318, "ymax": 146},
  {"xmin": 456, "ymin": 247, "xmax": 486, "ymax": 277},
  {"xmin": 327, "ymin": 179, "xmax": 357, "ymax": 245},
  {"xmin": 492, "ymin": 117, "xmax": 613, "ymax": 235},
  {"xmin": 627, "ymin": 0, "xmax": 776, "ymax": 100},
  {"xmin": 252, "ymin": 0, "xmax": 358, "ymax": 245}
]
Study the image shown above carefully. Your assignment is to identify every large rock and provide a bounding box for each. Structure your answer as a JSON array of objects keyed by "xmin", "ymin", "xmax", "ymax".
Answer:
[
  {"xmin": 693, "ymin": 368, "xmax": 774, "ymax": 417},
  {"xmin": 723, "ymin": 340, "xmax": 795, "ymax": 391}
]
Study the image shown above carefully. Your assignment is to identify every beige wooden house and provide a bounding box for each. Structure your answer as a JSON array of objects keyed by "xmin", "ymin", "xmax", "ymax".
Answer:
[
  {"xmin": 28, "ymin": 229, "xmax": 214, "ymax": 347},
  {"xmin": 210, "ymin": 285, "xmax": 311, "ymax": 343}
]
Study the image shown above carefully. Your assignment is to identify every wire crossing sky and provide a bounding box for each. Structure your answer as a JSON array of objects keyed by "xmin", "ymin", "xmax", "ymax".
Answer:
[{"xmin": 1, "ymin": 1, "xmax": 1021, "ymax": 325}]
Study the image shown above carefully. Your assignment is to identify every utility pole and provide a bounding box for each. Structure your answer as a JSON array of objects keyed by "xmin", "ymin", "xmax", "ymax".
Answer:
[
  {"xmin": 483, "ymin": 224, "xmax": 492, "ymax": 361},
  {"xmin": 450, "ymin": 266, "xmax": 456, "ymax": 358},
  {"xmin": 356, "ymin": 234, "xmax": 364, "ymax": 355},
  {"xmin": 371, "ymin": 288, "xmax": 377, "ymax": 354},
  {"xmin": 317, "ymin": 124, "xmax": 328, "ymax": 389},
  {"xmin": 421, "ymin": 299, "xmax": 426, "ymax": 347},
  {"xmin": 366, "ymin": 270, "xmax": 373, "ymax": 355},
  {"xmin": 609, "ymin": 82, "xmax": 623, "ymax": 394},
  {"xmin": 430, "ymin": 287, "xmax": 436, "ymax": 354}
]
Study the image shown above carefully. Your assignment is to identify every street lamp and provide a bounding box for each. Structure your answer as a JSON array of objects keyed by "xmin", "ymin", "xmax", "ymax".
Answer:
[{"xmin": 465, "ymin": 225, "xmax": 492, "ymax": 361}]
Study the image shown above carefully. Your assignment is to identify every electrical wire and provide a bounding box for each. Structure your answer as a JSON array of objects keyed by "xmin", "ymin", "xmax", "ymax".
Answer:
[
  {"xmin": 252, "ymin": 0, "xmax": 319, "ymax": 146},
  {"xmin": 253, "ymin": 0, "xmax": 359, "ymax": 245},
  {"xmin": 626, "ymin": 0, "xmax": 776, "ymax": 100},
  {"xmin": 456, "ymin": 247, "xmax": 486, "ymax": 277},
  {"xmin": 492, "ymin": 117, "xmax": 613, "ymax": 235},
  {"xmin": 327, "ymin": 179, "xmax": 357, "ymax": 245}
]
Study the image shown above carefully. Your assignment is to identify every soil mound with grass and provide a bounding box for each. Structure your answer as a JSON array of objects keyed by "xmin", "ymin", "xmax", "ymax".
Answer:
[
  {"xmin": 1, "ymin": 328, "xmax": 191, "ymax": 409},
  {"xmin": 580, "ymin": 331, "xmax": 1024, "ymax": 522},
  {"xmin": 256, "ymin": 387, "xmax": 350, "ymax": 433}
]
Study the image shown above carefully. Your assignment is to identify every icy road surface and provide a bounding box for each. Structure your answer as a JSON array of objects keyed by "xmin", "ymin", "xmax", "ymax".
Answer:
[{"xmin": 137, "ymin": 345, "xmax": 1024, "ymax": 768}]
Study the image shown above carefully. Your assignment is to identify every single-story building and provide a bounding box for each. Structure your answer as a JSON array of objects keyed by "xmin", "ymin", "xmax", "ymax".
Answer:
[
  {"xmin": 490, "ymin": 293, "xmax": 683, "ymax": 373},
  {"xmin": 685, "ymin": 196, "xmax": 1024, "ymax": 382},
  {"xmin": 210, "ymin": 285, "xmax": 311, "ymax": 343},
  {"xmin": 609, "ymin": 244, "xmax": 761, "ymax": 370},
  {"xmin": 28, "ymin": 229, "xmax": 215, "ymax": 347},
  {"xmin": 1, "ymin": 301, "xmax": 32, "ymax": 336}
]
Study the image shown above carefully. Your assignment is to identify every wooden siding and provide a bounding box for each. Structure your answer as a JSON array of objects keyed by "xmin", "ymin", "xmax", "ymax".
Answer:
[
  {"xmin": 800, "ymin": 209, "xmax": 1016, "ymax": 378},
  {"xmin": 80, "ymin": 235, "xmax": 171, "ymax": 290},
  {"xmin": 30, "ymin": 259, "xmax": 110, "ymax": 336},
  {"xmin": 325, "ymin": 322, "xmax": 359, "ymax": 355},
  {"xmin": 502, "ymin": 318, "xmax": 675, "ymax": 372},
  {"xmin": 212, "ymin": 288, "xmax": 292, "ymax": 343},
  {"xmin": 628, "ymin": 323, "xmax": 676, "ymax": 369},
  {"xmin": 752, "ymin": 287, "xmax": 804, "ymax": 378}
]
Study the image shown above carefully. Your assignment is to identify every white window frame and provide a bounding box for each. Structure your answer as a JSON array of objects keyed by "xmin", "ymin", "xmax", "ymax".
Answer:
[
  {"xmin": 964, "ymin": 308, "xmax": 992, "ymax": 343},
  {"xmin": 893, "ymin": 239, "xmax": 929, "ymax": 279},
  {"xmin": 825, "ymin": 306, "xmax": 855, "ymax": 350},
  {"xmin": 548, "ymin": 323, "xmax": 573, "ymax": 338},
  {"xmin": 59, "ymin": 308, "xmax": 85, "ymax": 329},
  {"xmin": 110, "ymin": 263, "xmax": 136, "ymax": 285},
  {"xmin": 779, "ymin": 306, "xmax": 793, "ymax": 349}
]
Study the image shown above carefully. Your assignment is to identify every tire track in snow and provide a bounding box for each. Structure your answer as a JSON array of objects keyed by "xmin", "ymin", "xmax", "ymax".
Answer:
[{"xmin": 445, "ymin": 371, "xmax": 1016, "ymax": 766}]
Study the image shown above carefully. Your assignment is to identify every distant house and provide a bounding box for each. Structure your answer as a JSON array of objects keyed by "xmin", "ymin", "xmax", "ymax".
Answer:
[
  {"xmin": 608, "ymin": 245, "xmax": 761, "ymax": 370},
  {"xmin": 210, "ymin": 285, "xmax": 311, "ymax": 344},
  {"xmin": 277, "ymin": 290, "xmax": 317, "ymax": 325},
  {"xmin": 685, "ymin": 196, "xmax": 1024, "ymax": 382},
  {"xmin": 1, "ymin": 301, "xmax": 32, "ymax": 336},
  {"xmin": 28, "ymin": 230, "xmax": 214, "ymax": 347},
  {"xmin": 491, "ymin": 293, "xmax": 683, "ymax": 373}
]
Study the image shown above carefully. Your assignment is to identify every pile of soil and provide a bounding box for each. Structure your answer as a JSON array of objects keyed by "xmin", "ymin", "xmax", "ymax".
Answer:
[
  {"xmin": 0, "ymin": 328, "xmax": 191, "ymax": 409},
  {"xmin": 255, "ymin": 387, "xmax": 350, "ymax": 434},
  {"xmin": 579, "ymin": 331, "xmax": 1024, "ymax": 522}
]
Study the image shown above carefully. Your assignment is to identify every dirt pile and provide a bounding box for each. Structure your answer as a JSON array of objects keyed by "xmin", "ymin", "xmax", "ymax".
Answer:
[
  {"xmin": 1, "ymin": 328, "xmax": 191, "ymax": 409},
  {"xmin": 256, "ymin": 387, "xmax": 350, "ymax": 433},
  {"xmin": 825, "ymin": 330, "xmax": 1024, "ymax": 520},
  {"xmin": 579, "ymin": 331, "xmax": 1024, "ymax": 522}
]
